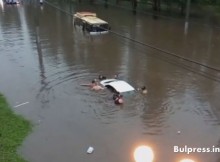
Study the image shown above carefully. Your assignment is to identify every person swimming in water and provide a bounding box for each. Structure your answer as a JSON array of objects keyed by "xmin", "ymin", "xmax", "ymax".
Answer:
[
  {"xmin": 98, "ymin": 75, "xmax": 107, "ymax": 81},
  {"xmin": 137, "ymin": 86, "xmax": 147, "ymax": 94},
  {"xmin": 81, "ymin": 79, "xmax": 104, "ymax": 91},
  {"xmin": 97, "ymin": 74, "xmax": 119, "ymax": 81},
  {"xmin": 88, "ymin": 80, "xmax": 97, "ymax": 88},
  {"xmin": 114, "ymin": 74, "xmax": 119, "ymax": 79},
  {"xmin": 113, "ymin": 93, "xmax": 124, "ymax": 105},
  {"xmin": 91, "ymin": 84, "xmax": 105, "ymax": 91},
  {"xmin": 80, "ymin": 80, "xmax": 96, "ymax": 87},
  {"xmin": 140, "ymin": 86, "xmax": 147, "ymax": 94},
  {"xmin": 113, "ymin": 91, "xmax": 120, "ymax": 100}
]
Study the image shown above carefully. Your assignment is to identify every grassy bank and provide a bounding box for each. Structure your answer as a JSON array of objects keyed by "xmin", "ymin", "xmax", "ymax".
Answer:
[{"xmin": 0, "ymin": 94, "xmax": 31, "ymax": 162}]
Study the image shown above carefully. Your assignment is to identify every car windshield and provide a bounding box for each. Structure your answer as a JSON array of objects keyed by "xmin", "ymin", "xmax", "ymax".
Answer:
[{"xmin": 104, "ymin": 80, "xmax": 115, "ymax": 84}]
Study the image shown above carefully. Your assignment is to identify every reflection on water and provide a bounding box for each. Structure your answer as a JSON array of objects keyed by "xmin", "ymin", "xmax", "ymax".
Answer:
[
  {"xmin": 0, "ymin": 1, "xmax": 220, "ymax": 162},
  {"xmin": 0, "ymin": 0, "xmax": 4, "ymax": 10},
  {"xmin": 180, "ymin": 159, "xmax": 195, "ymax": 162},
  {"xmin": 134, "ymin": 145, "xmax": 154, "ymax": 162}
]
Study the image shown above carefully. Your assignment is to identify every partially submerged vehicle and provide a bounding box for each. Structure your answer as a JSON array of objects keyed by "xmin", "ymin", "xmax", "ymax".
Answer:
[
  {"xmin": 73, "ymin": 12, "xmax": 110, "ymax": 35},
  {"xmin": 5, "ymin": 0, "xmax": 19, "ymax": 4},
  {"xmin": 100, "ymin": 79, "xmax": 135, "ymax": 94}
]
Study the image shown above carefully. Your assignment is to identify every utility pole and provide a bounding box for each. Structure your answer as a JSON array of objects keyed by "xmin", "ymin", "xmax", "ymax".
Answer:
[
  {"xmin": 184, "ymin": 0, "xmax": 191, "ymax": 35},
  {"xmin": 104, "ymin": 0, "xmax": 108, "ymax": 8},
  {"xmin": 132, "ymin": 0, "xmax": 137, "ymax": 15}
]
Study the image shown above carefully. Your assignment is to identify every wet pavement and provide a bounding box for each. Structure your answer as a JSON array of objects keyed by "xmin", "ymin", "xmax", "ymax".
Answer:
[{"xmin": 0, "ymin": 1, "xmax": 220, "ymax": 162}]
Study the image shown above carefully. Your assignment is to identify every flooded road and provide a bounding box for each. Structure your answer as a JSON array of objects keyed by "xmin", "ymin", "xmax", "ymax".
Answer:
[{"xmin": 0, "ymin": 1, "xmax": 220, "ymax": 162}]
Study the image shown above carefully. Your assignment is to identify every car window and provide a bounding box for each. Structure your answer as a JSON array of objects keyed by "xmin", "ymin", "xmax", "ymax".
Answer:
[
  {"xmin": 105, "ymin": 80, "xmax": 115, "ymax": 83},
  {"xmin": 105, "ymin": 85, "xmax": 117, "ymax": 93}
]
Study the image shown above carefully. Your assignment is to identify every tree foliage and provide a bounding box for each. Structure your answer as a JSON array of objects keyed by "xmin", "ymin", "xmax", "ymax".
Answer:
[{"xmin": 132, "ymin": 0, "xmax": 220, "ymax": 13}]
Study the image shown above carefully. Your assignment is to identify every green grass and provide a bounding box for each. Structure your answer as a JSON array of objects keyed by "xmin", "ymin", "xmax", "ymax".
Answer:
[{"xmin": 0, "ymin": 94, "xmax": 31, "ymax": 162}]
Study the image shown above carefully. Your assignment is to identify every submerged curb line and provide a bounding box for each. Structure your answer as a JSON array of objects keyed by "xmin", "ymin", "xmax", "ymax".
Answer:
[{"xmin": 0, "ymin": 93, "xmax": 32, "ymax": 162}]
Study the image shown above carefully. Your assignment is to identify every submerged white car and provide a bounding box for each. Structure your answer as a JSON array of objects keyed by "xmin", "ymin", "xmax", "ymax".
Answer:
[{"xmin": 100, "ymin": 79, "xmax": 135, "ymax": 93}]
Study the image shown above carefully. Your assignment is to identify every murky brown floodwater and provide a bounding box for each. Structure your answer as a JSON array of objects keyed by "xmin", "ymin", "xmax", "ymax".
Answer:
[{"xmin": 0, "ymin": 1, "xmax": 220, "ymax": 162}]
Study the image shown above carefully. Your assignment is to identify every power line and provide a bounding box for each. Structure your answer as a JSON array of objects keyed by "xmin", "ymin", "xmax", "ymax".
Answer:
[
  {"xmin": 97, "ymin": 0, "xmax": 220, "ymax": 30},
  {"xmin": 45, "ymin": 1, "xmax": 220, "ymax": 72},
  {"xmin": 109, "ymin": 29, "xmax": 220, "ymax": 72},
  {"xmin": 43, "ymin": 1, "xmax": 220, "ymax": 82}
]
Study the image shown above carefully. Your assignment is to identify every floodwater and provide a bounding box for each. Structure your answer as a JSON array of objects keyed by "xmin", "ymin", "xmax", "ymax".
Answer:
[{"xmin": 0, "ymin": 1, "xmax": 220, "ymax": 162}]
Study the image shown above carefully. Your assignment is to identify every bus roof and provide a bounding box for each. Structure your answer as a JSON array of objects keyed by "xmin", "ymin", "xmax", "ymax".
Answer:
[
  {"xmin": 81, "ymin": 16, "xmax": 108, "ymax": 25},
  {"xmin": 74, "ymin": 11, "xmax": 108, "ymax": 25},
  {"xmin": 75, "ymin": 12, "xmax": 97, "ymax": 18}
]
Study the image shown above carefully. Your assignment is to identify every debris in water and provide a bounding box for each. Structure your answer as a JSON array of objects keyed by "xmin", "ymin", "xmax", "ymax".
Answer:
[
  {"xmin": 87, "ymin": 146, "xmax": 94, "ymax": 154},
  {"xmin": 14, "ymin": 102, "xmax": 29, "ymax": 108}
]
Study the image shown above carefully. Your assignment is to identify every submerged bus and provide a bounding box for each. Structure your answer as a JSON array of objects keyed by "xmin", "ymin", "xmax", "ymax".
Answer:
[{"xmin": 73, "ymin": 12, "xmax": 110, "ymax": 35}]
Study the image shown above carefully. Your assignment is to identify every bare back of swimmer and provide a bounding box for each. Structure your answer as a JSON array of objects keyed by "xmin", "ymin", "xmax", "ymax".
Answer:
[
  {"xmin": 81, "ymin": 79, "xmax": 105, "ymax": 91},
  {"xmin": 91, "ymin": 85, "xmax": 105, "ymax": 91},
  {"xmin": 80, "ymin": 80, "xmax": 97, "ymax": 87}
]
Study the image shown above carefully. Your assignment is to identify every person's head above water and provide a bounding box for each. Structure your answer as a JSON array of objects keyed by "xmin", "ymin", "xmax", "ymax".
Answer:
[
  {"xmin": 113, "ymin": 92, "xmax": 120, "ymax": 100},
  {"xmin": 91, "ymin": 80, "xmax": 96, "ymax": 84},
  {"xmin": 141, "ymin": 86, "xmax": 147, "ymax": 94},
  {"xmin": 98, "ymin": 75, "xmax": 107, "ymax": 80},
  {"xmin": 115, "ymin": 94, "xmax": 123, "ymax": 104},
  {"xmin": 141, "ymin": 86, "xmax": 146, "ymax": 90},
  {"xmin": 114, "ymin": 74, "xmax": 119, "ymax": 79}
]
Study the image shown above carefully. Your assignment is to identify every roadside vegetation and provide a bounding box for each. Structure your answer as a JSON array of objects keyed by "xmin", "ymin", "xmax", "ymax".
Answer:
[{"xmin": 0, "ymin": 94, "xmax": 31, "ymax": 162}]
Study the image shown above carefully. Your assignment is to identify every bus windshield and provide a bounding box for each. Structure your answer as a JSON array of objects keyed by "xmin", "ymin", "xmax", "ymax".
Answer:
[{"xmin": 91, "ymin": 24, "xmax": 109, "ymax": 32}]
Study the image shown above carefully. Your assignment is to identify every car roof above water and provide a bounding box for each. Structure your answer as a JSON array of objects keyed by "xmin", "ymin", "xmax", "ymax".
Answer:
[{"xmin": 100, "ymin": 79, "xmax": 135, "ymax": 93}]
